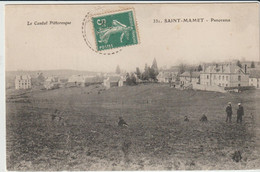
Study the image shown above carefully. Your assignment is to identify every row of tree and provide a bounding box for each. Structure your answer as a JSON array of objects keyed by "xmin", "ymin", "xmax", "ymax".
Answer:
[
  {"xmin": 124, "ymin": 58, "xmax": 159, "ymax": 85},
  {"xmin": 237, "ymin": 60, "xmax": 256, "ymax": 68}
]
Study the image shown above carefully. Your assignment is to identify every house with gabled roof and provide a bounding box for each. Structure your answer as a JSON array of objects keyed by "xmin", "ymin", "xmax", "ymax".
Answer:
[
  {"xmin": 249, "ymin": 70, "xmax": 260, "ymax": 89},
  {"xmin": 179, "ymin": 71, "xmax": 200, "ymax": 85},
  {"xmin": 157, "ymin": 70, "xmax": 178, "ymax": 83},
  {"xmin": 103, "ymin": 76, "xmax": 124, "ymax": 89},
  {"xmin": 67, "ymin": 75, "xmax": 87, "ymax": 87},
  {"xmin": 200, "ymin": 63, "xmax": 249, "ymax": 88}
]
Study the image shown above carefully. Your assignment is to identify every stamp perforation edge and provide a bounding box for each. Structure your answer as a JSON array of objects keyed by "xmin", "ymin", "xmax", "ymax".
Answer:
[{"xmin": 90, "ymin": 7, "xmax": 140, "ymax": 52}]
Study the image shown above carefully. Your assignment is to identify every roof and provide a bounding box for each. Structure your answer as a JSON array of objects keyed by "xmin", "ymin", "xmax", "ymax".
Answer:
[
  {"xmin": 203, "ymin": 64, "xmax": 246, "ymax": 74},
  {"xmin": 157, "ymin": 71, "xmax": 177, "ymax": 78},
  {"xmin": 104, "ymin": 76, "xmax": 122, "ymax": 82},
  {"xmin": 68, "ymin": 75, "xmax": 86, "ymax": 83},
  {"xmin": 249, "ymin": 70, "xmax": 260, "ymax": 78},
  {"xmin": 15, "ymin": 75, "xmax": 31, "ymax": 80},
  {"xmin": 180, "ymin": 71, "xmax": 200, "ymax": 78}
]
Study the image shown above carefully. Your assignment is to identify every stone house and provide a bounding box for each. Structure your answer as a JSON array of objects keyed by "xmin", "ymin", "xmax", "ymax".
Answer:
[
  {"xmin": 15, "ymin": 75, "xmax": 32, "ymax": 90},
  {"xmin": 200, "ymin": 63, "xmax": 249, "ymax": 88},
  {"xmin": 179, "ymin": 71, "xmax": 200, "ymax": 85},
  {"xmin": 249, "ymin": 70, "xmax": 260, "ymax": 89}
]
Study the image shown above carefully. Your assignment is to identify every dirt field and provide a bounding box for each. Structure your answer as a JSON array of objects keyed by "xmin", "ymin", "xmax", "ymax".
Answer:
[{"xmin": 6, "ymin": 84, "xmax": 260, "ymax": 170}]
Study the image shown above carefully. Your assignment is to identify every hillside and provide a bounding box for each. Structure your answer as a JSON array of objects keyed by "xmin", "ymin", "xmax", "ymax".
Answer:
[{"xmin": 6, "ymin": 84, "xmax": 260, "ymax": 170}]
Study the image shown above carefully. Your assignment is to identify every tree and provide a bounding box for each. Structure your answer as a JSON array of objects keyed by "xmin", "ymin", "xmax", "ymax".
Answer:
[
  {"xmin": 130, "ymin": 73, "xmax": 137, "ymax": 85},
  {"xmin": 115, "ymin": 65, "xmax": 121, "ymax": 74},
  {"xmin": 142, "ymin": 64, "xmax": 149, "ymax": 80},
  {"xmin": 179, "ymin": 63, "xmax": 186, "ymax": 74},
  {"xmin": 198, "ymin": 65, "xmax": 203, "ymax": 72},
  {"xmin": 126, "ymin": 72, "xmax": 137, "ymax": 86},
  {"xmin": 135, "ymin": 67, "xmax": 141, "ymax": 79},
  {"xmin": 151, "ymin": 58, "xmax": 159, "ymax": 75},
  {"xmin": 237, "ymin": 60, "xmax": 242, "ymax": 68},
  {"xmin": 251, "ymin": 61, "xmax": 255, "ymax": 68},
  {"xmin": 149, "ymin": 67, "xmax": 158, "ymax": 81},
  {"xmin": 126, "ymin": 73, "xmax": 131, "ymax": 85}
]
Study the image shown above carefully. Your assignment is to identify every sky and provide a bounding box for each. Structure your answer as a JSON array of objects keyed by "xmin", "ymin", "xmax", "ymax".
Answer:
[{"xmin": 5, "ymin": 3, "xmax": 259, "ymax": 73}]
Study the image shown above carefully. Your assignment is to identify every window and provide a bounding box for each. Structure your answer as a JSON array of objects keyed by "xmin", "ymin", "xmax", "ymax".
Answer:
[
  {"xmin": 238, "ymin": 76, "xmax": 241, "ymax": 81},
  {"xmin": 226, "ymin": 84, "xmax": 228, "ymax": 87},
  {"xmin": 251, "ymin": 79, "xmax": 254, "ymax": 82},
  {"xmin": 222, "ymin": 76, "xmax": 224, "ymax": 80},
  {"xmin": 238, "ymin": 84, "xmax": 241, "ymax": 87},
  {"xmin": 207, "ymin": 75, "xmax": 209, "ymax": 79},
  {"xmin": 226, "ymin": 76, "xmax": 228, "ymax": 81}
]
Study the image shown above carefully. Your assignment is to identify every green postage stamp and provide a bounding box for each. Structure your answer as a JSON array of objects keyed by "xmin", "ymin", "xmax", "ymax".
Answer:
[{"xmin": 92, "ymin": 9, "xmax": 139, "ymax": 51}]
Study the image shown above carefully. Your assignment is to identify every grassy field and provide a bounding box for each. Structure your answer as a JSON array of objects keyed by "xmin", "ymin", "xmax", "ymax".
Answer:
[{"xmin": 6, "ymin": 84, "xmax": 260, "ymax": 170}]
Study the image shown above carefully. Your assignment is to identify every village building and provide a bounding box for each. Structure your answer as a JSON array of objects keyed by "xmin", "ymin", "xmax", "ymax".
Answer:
[
  {"xmin": 200, "ymin": 63, "xmax": 249, "ymax": 88},
  {"xmin": 103, "ymin": 76, "xmax": 124, "ymax": 89},
  {"xmin": 179, "ymin": 71, "xmax": 200, "ymax": 85},
  {"xmin": 67, "ymin": 75, "xmax": 87, "ymax": 87},
  {"xmin": 44, "ymin": 76, "xmax": 60, "ymax": 90},
  {"xmin": 85, "ymin": 76, "xmax": 104, "ymax": 86},
  {"xmin": 157, "ymin": 70, "xmax": 178, "ymax": 83},
  {"xmin": 249, "ymin": 70, "xmax": 260, "ymax": 89},
  {"xmin": 15, "ymin": 75, "xmax": 32, "ymax": 90}
]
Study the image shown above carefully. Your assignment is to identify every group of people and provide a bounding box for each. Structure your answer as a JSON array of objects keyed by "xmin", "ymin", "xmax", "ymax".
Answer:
[
  {"xmin": 225, "ymin": 102, "xmax": 244, "ymax": 123},
  {"xmin": 118, "ymin": 102, "xmax": 245, "ymax": 127}
]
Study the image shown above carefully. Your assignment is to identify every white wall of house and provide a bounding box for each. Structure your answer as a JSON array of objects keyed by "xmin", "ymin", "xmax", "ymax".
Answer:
[
  {"xmin": 15, "ymin": 76, "xmax": 32, "ymax": 90},
  {"xmin": 118, "ymin": 80, "xmax": 124, "ymax": 87},
  {"xmin": 249, "ymin": 78, "xmax": 260, "ymax": 88},
  {"xmin": 180, "ymin": 76, "xmax": 190, "ymax": 85},
  {"xmin": 200, "ymin": 73, "xmax": 249, "ymax": 87},
  {"xmin": 103, "ymin": 78, "xmax": 110, "ymax": 89}
]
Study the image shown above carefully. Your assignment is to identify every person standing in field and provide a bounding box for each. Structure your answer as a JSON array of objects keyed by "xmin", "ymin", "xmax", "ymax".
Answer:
[
  {"xmin": 225, "ymin": 102, "xmax": 232, "ymax": 123},
  {"xmin": 237, "ymin": 103, "xmax": 244, "ymax": 124}
]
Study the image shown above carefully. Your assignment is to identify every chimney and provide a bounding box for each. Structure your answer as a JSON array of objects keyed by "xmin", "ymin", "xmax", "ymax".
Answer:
[{"xmin": 245, "ymin": 64, "xmax": 247, "ymax": 74}]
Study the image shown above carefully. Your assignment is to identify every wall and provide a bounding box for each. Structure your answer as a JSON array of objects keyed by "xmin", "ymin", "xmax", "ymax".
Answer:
[
  {"xmin": 200, "ymin": 73, "xmax": 249, "ymax": 87},
  {"xmin": 193, "ymin": 83, "xmax": 226, "ymax": 93},
  {"xmin": 249, "ymin": 78, "xmax": 260, "ymax": 89}
]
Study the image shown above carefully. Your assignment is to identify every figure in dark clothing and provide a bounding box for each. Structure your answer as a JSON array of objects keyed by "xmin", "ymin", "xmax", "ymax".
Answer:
[
  {"xmin": 200, "ymin": 114, "xmax": 208, "ymax": 122},
  {"xmin": 184, "ymin": 116, "xmax": 189, "ymax": 122},
  {"xmin": 232, "ymin": 151, "xmax": 242, "ymax": 162},
  {"xmin": 118, "ymin": 117, "xmax": 128, "ymax": 127},
  {"xmin": 226, "ymin": 102, "xmax": 232, "ymax": 123},
  {"xmin": 237, "ymin": 103, "xmax": 244, "ymax": 123}
]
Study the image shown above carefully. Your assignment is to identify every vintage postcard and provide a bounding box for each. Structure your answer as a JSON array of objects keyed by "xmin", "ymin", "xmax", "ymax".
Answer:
[{"xmin": 4, "ymin": 2, "xmax": 260, "ymax": 171}]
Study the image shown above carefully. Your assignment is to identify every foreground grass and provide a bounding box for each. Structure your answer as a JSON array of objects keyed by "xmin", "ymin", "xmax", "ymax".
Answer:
[{"xmin": 6, "ymin": 84, "xmax": 260, "ymax": 170}]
